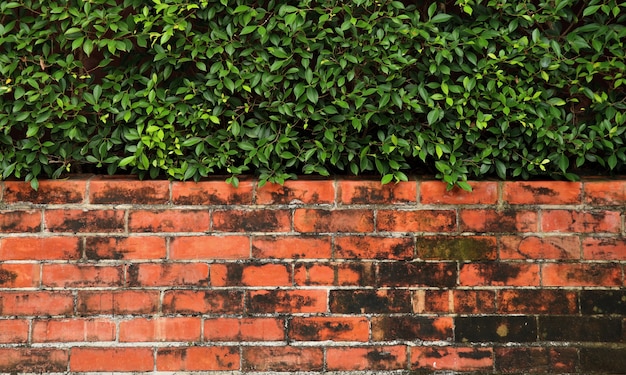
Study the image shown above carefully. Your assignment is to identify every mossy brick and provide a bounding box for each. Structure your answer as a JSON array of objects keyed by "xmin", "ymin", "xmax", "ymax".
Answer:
[
  {"xmin": 455, "ymin": 316, "xmax": 538, "ymax": 343},
  {"xmin": 372, "ymin": 316, "xmax": 453, "ymax": 341},
  {"xmin": 378, "ymin": 262, "xmax": 456, "ymax": 287},
  {"xmin": 0, "ymin": 348, "xmax": 68, "ymax": 373},
  {"xmin": 581, "ymin": 289, "xmax": 626, "ymax": 315},
  {"xmin": 89, "ymin": 177, "xmax": 170, "ymax": 204},
  {"xmin": 498, "ymin": 289, "xmax": 578, "ymax": 314},
  {"xmin": 338, "ymin": 179, "xmax": 417, "ymax": 204},
  {"xmin": 330, "ymin": 289, "xmax": 411, "ymax": 314},
  {"xmin": 580, "ymin": 347, "xmax": 626, "ymax": 373},
  {"xmin": 538, "ymin": 316, "xmax": 623, "ymax": 342},
  {"xmin": 172, "ymin": 179, "xmax": 254, "ymax": 205},
  {"xmin": 416, "ymin": 236, "xmax": 497, "ymax": 260}
]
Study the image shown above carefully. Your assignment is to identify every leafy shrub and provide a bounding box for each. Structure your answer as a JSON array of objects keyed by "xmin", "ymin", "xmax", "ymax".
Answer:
[{"xmin": 1, "ymin": 0, "xmax": 625, "ymax": 189}]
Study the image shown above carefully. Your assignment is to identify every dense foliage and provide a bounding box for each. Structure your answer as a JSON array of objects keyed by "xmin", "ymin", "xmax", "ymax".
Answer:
[{"xmin": 1, "ymin": 0, "xmax": 625, "ymax": 189}]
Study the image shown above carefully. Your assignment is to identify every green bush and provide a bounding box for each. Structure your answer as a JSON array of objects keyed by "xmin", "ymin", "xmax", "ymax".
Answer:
[{"xmin": 1, "ymin": 0, "xmax": 625, "ymax": 189}]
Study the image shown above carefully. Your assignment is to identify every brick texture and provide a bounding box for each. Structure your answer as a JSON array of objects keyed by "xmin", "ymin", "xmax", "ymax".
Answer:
[{"xmin": 0, "ymin": 176, "xmax": 624, "ymax": 374}]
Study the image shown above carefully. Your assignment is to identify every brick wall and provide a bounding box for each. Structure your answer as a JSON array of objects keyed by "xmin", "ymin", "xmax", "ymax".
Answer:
[{"xmin": 0, "ymin": 176, "xmax": 624, "ymax": 374}]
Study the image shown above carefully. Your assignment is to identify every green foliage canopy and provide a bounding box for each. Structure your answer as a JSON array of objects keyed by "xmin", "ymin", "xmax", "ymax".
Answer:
[{"xmin": 1, "ymin": 0, "xmax": 625, "ymax": 189}]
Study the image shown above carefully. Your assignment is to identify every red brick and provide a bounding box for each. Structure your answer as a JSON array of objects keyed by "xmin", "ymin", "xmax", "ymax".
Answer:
[
  {"xmin": 204, "ymin": 318, "xmax": 284, "ymax": 341},
  {"xmin": 498, "ymin": 289, "xmax": 578, "ymax": 314},
  {"xmin": 500, "ymin": 236, "xmax": 581, "ymax": 260},
  {"xmin": 289, "ymin": 317, "xmax": 369, "ymax": 341},
  {"xmin": 503, "ymin": 181, "xmax": 582, "ymax": 204},
  {"xmin": 45, "ymin": 209, "xmax": 125, "ymax": 233},
  {"xmin": 550, "ymin": 347, "xmax": 578, "ymax": 372},
  {"xmin": 256, "ymin": 179, "xmax": 334, "ymax": 204},
  {"xmin": 85, "ymin": 236, "xmax": 167, "ymax": 260},
  {"xmin": 337, "ymin": 262, "xmax": 376, "ymax": 286},
  {"xmin": 129, "ymin": 209, "xmax": 210, "ymax": 232},
  {"xmin": 119, "ymin": 317, "xmax": 201, "ymax": 342},
  {"xmin": 242, "ymin": 346, "xmax": 323, "ymax": 371},
  {"xmin": 294, "ymin": 263, "xmax": 335, "ymax": 285},
  {"xmin": 453, "ymin": 290, "xmax": 496, "ymax": 314},
  {"xmin": 0, "ymin": 319, "xmax": 29, "ymax": 343},
  {"xmin": 335, "ymin": 235, "xmax": 414, "ymax": 259},
  {"xmin": 126, "ymin": 263, "xmax": 209, "ymax": 287},
  {"xmin": 583, "ymin": 237, "xmax": 626, "ymax": 260},
  {"xmin": 460, "ymin": 209, "xmax": 537, "ymax": 232},
  {"xmin": 372, "ymin": 316, "xmax": 453, "ymax": 341},
  {"xmin": 211, "ymin": 263, "xmax": 291, "ymax": 287},
  {"xmin": 252, "ymin": 235, "xmax": 332, "ymax": 259},
  {"xmin": 77, "ymin": 291, "xmax": 159, "ymax": 315},
  {"xmin": 247, "ymin": 289, "xmax": 327, "ymax": 313},
  {"xmin": 377, "ymin": 209, "xmax": 456, "ymax": 232},
  {"xmin": 411, "ymin": 347, "xmax": 493, "ymax": 371},
  {"xmin": 0, "ymin": 291, "xmax": 73, "ymax": 316},
  {"xmin": 170, "ymin": 235, "xmax": 249, "ymax": 259},
  {"xmin": 542, "ymin": 263, "xmax": 622, "ymax": 287},
  {"xmin": 32, "ymin": 318, "xmax": 115, "ymax": 342},
  {"xmin": 327, "ymin": 346, "xmax": 408, "ymax": 371},
  {"xmin": 42, "ymin": 264, "xmax": 123, "ymax": 288},
  {"xmin": 89, "ymin": 176, "xmax": 169, "ymax": 204},
  {"xmin": 459, "ymin": 262, "xmax": 540, "ymax": 286},
  {"xmin": 411, "ymin": 289, "xmax": 451, "ymax": 313},
  {"xmin": 421, "ymin": 180, "xmax": 498, "ymax": 204},
  {"xmin": 542, "ymin": 210, "xmax": 621, "ymax": 233},
  {"xmin": 338, "ymin": 180, "xmax": 416, "ymax": 204},
  {"xmin": 70, "ymin": 347, "xmax": 153, "ymax": 372},
  {"xmin": 0, "ymin": 237, "xmax": 81, "ymax": 260},
  {"xmin": 0, "ymin": 348, "xmax": 68, "ymax": 372},
  {"xmin": 162, "ymin": 290, "xmax": 243, "ymax": 314},
  {"xmin": 294, "ymin": 208, "xmax": 374, "ymax": 233},
  {"xmin": 584, "ymin": 180, "xmax": 626, "ymax": 205},
  {"xmin": 0, "ymin": 210, "xmax": 41, "ymax": 232},
  {"xmin": 496, "ymin": 347, "xmax": 551, "ymax": 373},
  {"xmin": 213, "ymin": 209, "xmax": 291, "ymax": 232},
  {"xmin": 0, "ymin": 263, "xmax": 40, "ymax": 287},
  {"xmin": 172, "ymin": 179, "xmax": 254, "ymax": 204},
  {"xmin": 3, "ymin": 179, "xmax": 86, "ymax": 204},
  {"xmin": 157, "ymin": 346, "xmax": 240, "ymax": 371}
]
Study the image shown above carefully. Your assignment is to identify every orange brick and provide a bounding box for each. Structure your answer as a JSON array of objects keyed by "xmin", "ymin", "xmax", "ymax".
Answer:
[
  {"xmin": 32, "ymin": 318, "xmax": 115, "ymax": 342},
  {"xmin": 583, "ymin": 237, "xmax": 626, "ymax": 260},
  {"xmin": 338, "ymin": 180, "xmax": 416, "ymax": 204},
  {"xmin": 0, "ymin": 237, "xmax": 81, "ymax": 260},
  {"xmin": 211, "ymin": 263, "xmax": 291, "ymax": 286},
  {"xmin": 335, "ymin": 236, "xmax": 414, "ymax": 259},
  {"xmin": 542, "ymin": 263, "xmax": 622, "ymax": 287},
  {"xmin": 337, "ymin": 262, "xmax": 376, "ymax": 286},
  {"xmin": 0, "ymin": 210, "xmax": 41, "ymax": 232},
  {"xmin": 503, "ymin": 181, "xmax": 582, "ymax": 204},
  {"xmin": 0, "ymin": 292, "xmax": 73, "ymax": 316},
  {"xmin": 411, "ymin": 289, "xmax": 451, "ymax": 313},
  {"xmin": 542, "ymin": 210, "xmax": 621, "ymax": 233},
  {"xmin": 89, "ymin": 176, "xmax": 169, "ymax": 204},
  {"xmin": 204, "ymin": 317, "xmax": 284, "ymax": 341},
  {"xmin": 242, "ymin": 346, "xmax": 323, "ymax": 371},
  {"xmin": 162, "ymin": 290, "xmax": 243, "ymax": 314},
  {"xmin": 0, "ymin": 263, "xmax": 40, "ymax": 287},
  {"xmin": 157, "ymin": 346, "xmax": 240, "ymax": 371},
  {"xmin": 500, "ymin": 236, "xmax": 581, "ymax": 260},
  {"xmin": 290, "ymin": 317, "xmax": 369, "ymax": 341},
  {"xmin": 172, "ymin": 179, "xmax": 254, "ymax": 204},
  {"xmin": 0, "ymin": 348, "xmax": 68, "ymax": 372},
  {"xmin": 3, "ymin": 179, "xmax": 85, "ymax": 204},
  {"xmin": 129, "ymin": 209, "xmax": 210, "ymax": 232},
  {"xmin": 377, "ymin": 209, "xmax": 456, "ymax": 232},
  {"xmin": 0, "ymin": 319, "xmax": 29, "ymax": 343},
  {"xmin": 126, "ymin": 263, "xmax": 209, "ymax": 287},
  {"xmin": 421, "ymin": 180, "xmax": 498, "ymax": 204},
  {"xmin": 170, "ymin": 235, "xmax": 249, "ymax": 259},
  {"xmin": 42, "ymin": 264, "xmax": 123, "ymax": 287},
  {"xmin": 453, "ymin": 290, "xmax": 496, "ymax": 314},
  {"xmin": 119, "ymin": 317, "xmax": 201, "ymax": 342},
  {"xmin": 45, "ymin": 209, "xmax": 125, "ymax": 232},
  {"xmin": 459, "ymin": 262, "xmax": 540, "ymax": 286},
  {"xmin": 498, "ymin": 289, "xmax": 578, "ymax": 314},
  {"xmin": 213, "ymin": 209, "xmax": 291, "ymax": 232},
  {"xmin": 256, "ymin": 179, "xmax": 335, "ymax": 204},
  {"xmin": 247, "ymin": 290, "xmax": 327, "ymax": 313},
  {"xmin": 327, "ymin": 346, "xmax": 408, "ymax": 371},
  {"xmin": 77, "ymin": 291, "xmax": 159, "ymax": 315},
  {"xmin": 411, "ymin": 347, "xmax": 493, "ymax": 371},
  {"xmin": 584, "ymin": 180, "xmax": 626, "ymax": 205},
  {"xmin": 70, "ymin": 347, "xmax": 153, "ymax": 371},
  {"xmin": 460, "ymin": 209, "xmax": 537, "ymax": 233},
  {"xmin": 294, "ymin": 263, "xmax": 335, "ymax": 285},
  {"xmin": 294, "ymin": 208, "xmax": 374, "ymax": 233},
  {"xmin": 85, "ymin": 236, "xmax": 167, "ymax": 260},
  {"xmin": 252, "ymin": 235, "xmax": 332, "ymax": 259}
]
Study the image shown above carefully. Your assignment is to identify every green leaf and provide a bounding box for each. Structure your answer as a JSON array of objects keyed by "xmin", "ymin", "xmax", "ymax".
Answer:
[
  {"xmin": 431, "ymin": 14, "xmax": 453, "ymax": 23},
  {"xmin": 306, "ymin": 87, "xmax": 318, "ymax": 104},
  {"xmin": 381, "ymin": 174, "xmax": 394, "ymax": 184}
]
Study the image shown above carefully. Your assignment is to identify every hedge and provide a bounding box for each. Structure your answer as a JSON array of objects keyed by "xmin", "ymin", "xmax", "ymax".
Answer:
[{"xmin": 1, "ymin": 0, "xmax": 625, "ymax": 189}]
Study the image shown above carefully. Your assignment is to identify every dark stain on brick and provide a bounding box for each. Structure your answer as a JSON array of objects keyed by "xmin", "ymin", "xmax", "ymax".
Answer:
[
  {"xmin": 0, "ymin": 269, "xmax": 18, "ymax": 285},
  {"xmin": 126, "ymin": 265, "xmax": 139, "ymax": 287},
  {"xmin": 378, "ymin": 262, "xmax": 456, "ymax": 287},
  {"xmin": 457, "ymin": 348, "xmax": 492, "ymax": 360},
  {"xmin": 581, "ymin": 290, "xmax": 626, "ymax": 315},
  {"xmin": 203, "ymin": 290, "xmax": 242, "ymax": 312},
  {"xmin": 496, "ymin": 347, "xmax": 549, "ymax": 373},
  {"xmin": 330, "ymin": 290, "xmax": 411, "ymax": 314},
  {"xmin": 373, "ymin": 316, "xmax": 451, "ymax": 341},
  {"xmin": 580, "ymin": 347, "xmax": 626, "ymax": 373},
  {"xmin": 474, "ymin": 262, "xmax": 523, "ymax": 284},
  {"xmin": 85, "ymin": 237, "xmax": 124, "ymax": 260},
  {"xmin": 417, "ymin": 237, "xmax": 496, "ymax": 260},
  {"xmin": 93, "ymin": 186, "xmax": 166, "ymax": 204},
  {"xmin": 220, "ymin": 211, "xmax": 281, "ymax": 232},
  {"xmin": 221, "ymin": 263, "xmax": 245, "ymax": 286},
  {"xmin": 456, "ymin": 316, "xmax": 537, "ymax": 343},
  {"xmin": 0, "ymin": 349, "xmax": 67, "ymax": 373},
  {"xmin": 350, "ymin": 186, "xmax": 387, "ymax": 204},
  {"xmin": 538, "ymin": 316, "xmax": 623, "ymax": 342},
  {"xmin": 366, "ymin": 349, "xmax": 398, "ymax": 363},
  {"xmin": 521, "ymin": 184, "xmax": 558, "ymax": 197},
  {"xmin": 247, "ymin": 291, "xmax": 315, "ymax": 313},
  {"xmin": 339, "ymin": 263, "xmax": 375, "ymax": 286}
]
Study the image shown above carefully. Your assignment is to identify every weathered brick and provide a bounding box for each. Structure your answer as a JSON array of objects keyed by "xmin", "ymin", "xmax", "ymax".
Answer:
[
  {"xmin": 85, "ymin": 236, "xmax": 167, "ymax": 260},
  {"xmin": 503, "ymin": 181, "xmax": 582, "ymax": 205},
  {"xmin": 157, "ymin": 346, "xmax": 240, "ymax": 371},
  {"xmin": 327, "ymin": 346, "xmax": 408, "ymax": 371},
  {"xmin": 416, "ymin": 236, "xmax": 497, "ymax": 260},
  {"xmin": 411, "ymin": 289, "xmax": 451, "ymax": 313},
  {"xmin": 0, "ymin": 348, "xmax": 68, "ymax": 373},
  {"xmin": 338, "ymin": 180, "xmax": 416, "ymax": 204},
  {"xmin": 211, "ymin": 263, "xmax": 291, "ymax": 287},
  {"xmin": 70, "ymin": 347, "xmax": 153, "ymax": 371},
  {"xmin": 500, "ymin": 235, "xmax": 581, "ymax": 260},
  {"xmin": 0, "ymin": 210, "xmax": 41, "ymax": 232},
  {"xmin": 453, "ymin": 290, "xmax": 496, "ymax": 314},
  {"xmin": 126, "ymin": 263, "xmax": 209, "ymax": 287},
  {"xmin": 456, "ymin": 316, "xmax": 537, "ymax": 343},
  {"xmin": 411, "ymin": 347, "xmax": 493, "ymax": 371},
  {"xmin": 252, "ymin": 235, "xmax": 332, "ymax": 259},
  {"xmin": 459, "ymin": 262, "xmax": 540, "ymax": 286},
  {"xmin": 204, "ymin": 317, "xmax": 284, "ymax": 341},
  {"xmin": 247, "ymin": 289, "xmax": 327, "ymax": 313},
  {"xmin": 459, "ymin": 209, "xmax": 537, "ymax": 233},
  {"xmin": 583, "ymin": 237, "xmax": 626, "ymax": 260},
  {"xmin": 495, "ymin": 347, "xmax": 550, "ymax": 374},
  {"xmin": 0, "ymin": 237, "xmax": 81, "ymax": 260},
  {"xmin": 129, "ymin": 209, "xmax": 210, "ymax": 232},
  {"xmin": 170, "ymin": 235, "xmax": 249, "ymax": 259},
  {"xmin": 580, "ymin": 347, "xmax": 626, "ymax": 373},
  {"xmin": 498, "ymin": 289, "xmax": 578, "ymax": 314},
  {"xmin": 213, "ymin": 209, "xmax": 291, "ymax": 232},
  {"xmin": 337, "ymin": 262, "xmax": 376, "ymax": 286},
  {"xmin": 32, "ymin": 318, "xmax": 115, "ymax": 342},
  {"xmin": 0, "ymin": 319, "xmax": 29, "ymax": 343},
  {"xmin": 172, "ymin": 179, "xmax": 254, "ymax": 205},
  {"xmin": 89, "ymin": 176, "xmax": 169, "ymax": 204},
  {"xmin": 421, "ymin": 180, "xmax": 498, "ymax": 204},
  {"xmin": 294, "ymin": 263, "xmax": 335, "ymax": 285},
  {"xmin": 376, "ymin": 209, "xmax": 456, "ymax": 232},
  {"xmin": 289, "ymin": 317, "xmax": 369, "ymax": 341},
  {"xmin": 372, "ymin": 316, "xmax": 453, "ymax": 341},
  {"xmin": 542, "ymin": 209, "xmax": 621, "ymax": 233},
  {"xmin": 256, "ymin": 179, "xmax": 334, "ymax": 204},
  {"xmin": 0, "ymin": 291, "xmax": 73, "ymax": 316},
  {"xmin": 581, "ymin": 289, "xmax": 626, "ymax": 315},
  {"xmin": 77, "ymin": 291, "xmax": 159, "ymax": 315},
  {"xmin": 378, "ymin": 262, "xmax": 457, "ymax": 287},
  {"xmin": 162, "ymin": 290, "xmax": 243, "ymax": 314},
  {"xmin": 335, "ymin": 235, "xmax": 414, "ymax": 259},
  {"xmin": 45, "ymin": 209, "xmax": 125, "ymax": 232},
  {"xmin": 3, "ymin": 179, "xmax": 85, "ymax": 204},
  {"xmin": 0, "ymin": 263, "xmax": 40, "ymax": 288},
  {"xmin": 584, "ymin": 180, "xmax": 626, "ymax": 205},
  {"xmin": 42, "ymin": 264, "xmax": 123, "ymax": 288},
  {"xmin": 330, "ymin": 289, "xmax": 411, "ymax": 314},
  {"xmin": 242, "ymin": 346, "xmax": 323, "ymax": 371},
  {"xmin": 119, "ymin": 317, "xmax": 201, "ymax": 342},
  {"xmin": 538, "ymin": 316, "xmax": 623, "ymax": 342},
  {"xmin": 542, "ymin": 263, "xmax": 622, "ymax": 287},
  {"xmin": 294, "ymin": 208, "xmax": 374, "ymax": 232}
]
